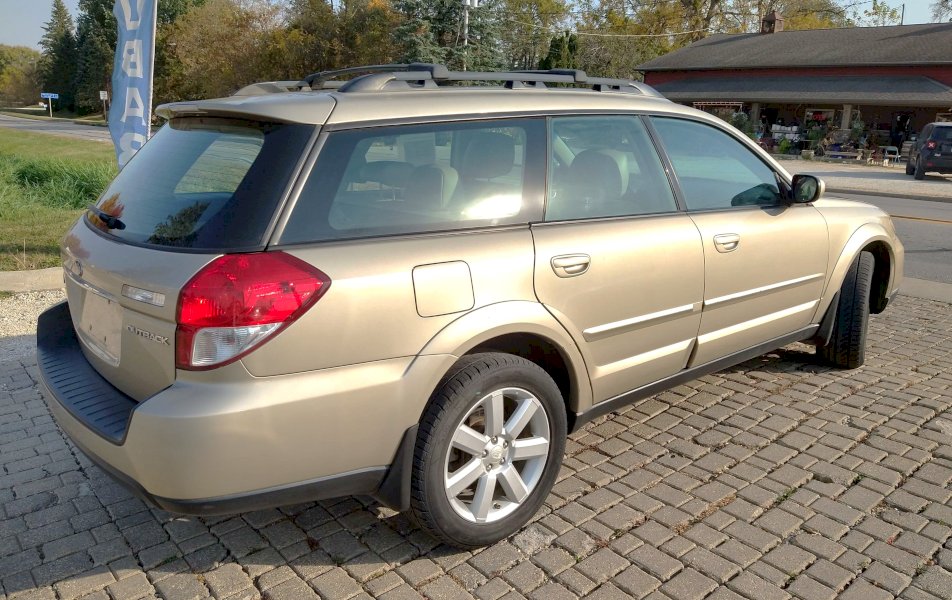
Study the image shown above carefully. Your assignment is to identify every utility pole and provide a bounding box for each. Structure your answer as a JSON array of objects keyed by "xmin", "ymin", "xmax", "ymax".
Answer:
[{"xmin": 462, "ymin": 0, "xmax": 479, "ymax": 71}]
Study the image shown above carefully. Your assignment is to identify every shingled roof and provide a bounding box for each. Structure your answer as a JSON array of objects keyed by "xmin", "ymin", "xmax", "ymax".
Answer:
[
  {"xmin": 650, "ymin": 75, "xmax": 952, "ymax": 107},
  {"xmin": 638, "ymin": 23, "xmax": 952, "ymax": 71}
]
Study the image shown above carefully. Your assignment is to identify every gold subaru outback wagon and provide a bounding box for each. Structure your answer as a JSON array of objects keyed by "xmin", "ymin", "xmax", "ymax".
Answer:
[{"xmin": 37, "ymin": 64, "xmax": 903, "ymax": 548}]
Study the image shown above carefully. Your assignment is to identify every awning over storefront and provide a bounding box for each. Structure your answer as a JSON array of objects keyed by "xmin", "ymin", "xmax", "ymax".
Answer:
[{"xmin": 651, "ymin": 75, "xmax": 952, "ymax": 107}]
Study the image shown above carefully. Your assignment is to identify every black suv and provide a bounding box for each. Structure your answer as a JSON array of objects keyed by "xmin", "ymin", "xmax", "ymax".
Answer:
[{"xmin": 907, "ymin": 122, "xmax": 952, "ymax": 180}]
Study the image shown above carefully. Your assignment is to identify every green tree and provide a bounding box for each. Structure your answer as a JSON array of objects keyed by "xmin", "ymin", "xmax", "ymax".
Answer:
[
  {"xmin": 393, "ymin": 0, "xmax": 503, "ymax": 71},
  {"xmin": 459, "ymin": 0, "xmax": 504, "ymax": 71},
  {"xmin": 856, "ymin": 0, "xmax": 902, "ymax": 26},
  {"xmin": 393, "ymin": 0, "xmax": 447, "ymax": 64},
  {"xmin": 74, "ymin": 0, "xmax": 117, "ymax": 114},
  {"xmin": 931, "ymin": 0, "xmax": 951, "ymax": 21},
  {"xmin": 537, "ymin": 31, "xmax": 577, "ymax": 70},
  {"xmin": 678, "ymin": 0, "xmax": 727, "ymax": 41},
  {"xmin": 571, "ymin": 0, "xmax": 682, "ymax": 79},
  {"xmin": 154, "ymin": 0, "xmax": 208, "ymax": 104},
  {"xmin": 337, "ymin": 0, "xmax": 404, "ymax": 68},
  {"xmin": 39, "ymin": 0, "xmax": 78, "ymax": 111},
  {"xmin": 501, "ymin": 0, "xmax": 568, "ymax": 70},
  {"xmin": 0, "ymin": 45, "xmax": 42, "ymax": 106},
  {"xmin": 723, "ymin": 0, "xmax": 854, "ymax": 31},
  {"xmin": 285, "ymin": 0, "xmax": 342, "ymax": 74},
  {"xmin": 165, "ymin": 0, "xmax": 285, "ymax": 98}
]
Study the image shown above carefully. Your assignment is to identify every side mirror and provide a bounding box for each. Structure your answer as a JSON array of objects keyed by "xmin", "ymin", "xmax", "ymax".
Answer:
[{"xmin": 790, "ymin": 174, "xmax": 825, "ymax": 204}]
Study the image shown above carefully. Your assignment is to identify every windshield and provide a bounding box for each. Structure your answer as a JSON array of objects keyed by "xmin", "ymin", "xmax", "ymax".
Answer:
[{"xmin": 87, "ymin": 117, "xmax": 314, "ymax": 250}]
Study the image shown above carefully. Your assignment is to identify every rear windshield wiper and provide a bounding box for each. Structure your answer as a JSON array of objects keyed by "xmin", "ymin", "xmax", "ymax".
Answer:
[{"xmin": 87, "ymin": 205, "xmax": 126, "ymax": 230}]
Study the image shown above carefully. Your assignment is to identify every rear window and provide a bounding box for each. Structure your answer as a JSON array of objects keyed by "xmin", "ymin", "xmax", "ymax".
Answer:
[
  {"xmin": 87, "ymin": 117, "xmax": 314, "ymax": 250},
  {"xmin": 278, "ymin": 118, "xmax": 546, "ymax": 244}
]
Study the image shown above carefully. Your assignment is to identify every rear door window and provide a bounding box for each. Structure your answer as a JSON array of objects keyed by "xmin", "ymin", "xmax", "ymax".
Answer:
[
  {"xmin": 546, "ymin": 115, "xmax": 677, "ymax": 221},
  {"xmin": 88, "ymin": 117, "xmax": 314, "ymax": 250},
  {"xmin": 279, "ymin": 118, "xmax": 546, "ymax": 244}
]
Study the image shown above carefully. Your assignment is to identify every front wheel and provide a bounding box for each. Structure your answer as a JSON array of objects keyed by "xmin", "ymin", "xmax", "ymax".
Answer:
[
  {"xmin": 410, "ymin": 353, "xmax": 566, "ymax": 548},
  {"xmin": 819, "ymin": 251, "xmax": 874, "ymax": 369},
  {"xmin": 905, "ymin": 158, "xmax": 915, "ymax": 175}
]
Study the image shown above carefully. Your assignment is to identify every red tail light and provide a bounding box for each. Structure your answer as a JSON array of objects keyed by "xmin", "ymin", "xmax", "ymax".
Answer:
[
  {"xmin": 176, "ymin": 252, "xmax": 330, "ymax": 370},
  {"xmin": 926, "ymin": 141, "xmax": 937, "ymax": 149}
]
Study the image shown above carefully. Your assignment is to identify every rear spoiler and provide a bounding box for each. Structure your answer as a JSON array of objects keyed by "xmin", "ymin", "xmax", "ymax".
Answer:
[{"xmin": 155, "ymin": 93, "xmax": 336, "ymax": 125}]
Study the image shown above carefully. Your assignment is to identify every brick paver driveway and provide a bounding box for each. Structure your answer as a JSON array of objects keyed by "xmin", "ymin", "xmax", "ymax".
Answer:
[{"xmin": 2, "ymin": 294, "xmax": 952, "ymax": 600}]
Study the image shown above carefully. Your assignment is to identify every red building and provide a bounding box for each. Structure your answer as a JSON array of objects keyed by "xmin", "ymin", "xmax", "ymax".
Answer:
[{"xmin": 638, "ymin": 15, "xmax": 952, "ymax": 144}]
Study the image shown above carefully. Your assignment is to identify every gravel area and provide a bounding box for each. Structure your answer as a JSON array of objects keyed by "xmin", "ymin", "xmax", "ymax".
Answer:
[{"xmin": 0, "ymin": 289, "xmax": 65, "ymax": 362}]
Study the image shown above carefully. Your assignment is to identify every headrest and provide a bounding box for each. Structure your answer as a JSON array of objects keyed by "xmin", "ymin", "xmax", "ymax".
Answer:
[
  {"xmin": 460, "ymin": 133, "xmax": 515, "ymax": 179},
  {"xmin": 570, "ymin": 150, "xmax": 629, "ymax": 198},
  {"xmin": 405, "ymin": 165, "xmax": 459, "ymax": 209},
  {"xmin": 360, "ymin": 161, "xmax": 414, "ymax": 188}
]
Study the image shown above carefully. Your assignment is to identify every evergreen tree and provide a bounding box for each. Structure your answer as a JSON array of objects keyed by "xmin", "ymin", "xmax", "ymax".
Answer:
[
  {"xmin": 538, "ymin": 32, "xmax": 577, "ymax": 70},
  {"xmin": 393, "ymin": 0, "xmax": 503, "ymax": 70},
  {"xmin": 39, "ymin": 0, "xmax": 77, "ymax": 111},
  {"xmin": 74, "ymin": 0, "xmax": 117, "ymax": 114},
  {"xmin": 393, "ymin": 0, "xmax": 446, "ymax": 64},
  {"xmin": 456, "ymin": 0, "xmax": 504, "ymax": 72}
]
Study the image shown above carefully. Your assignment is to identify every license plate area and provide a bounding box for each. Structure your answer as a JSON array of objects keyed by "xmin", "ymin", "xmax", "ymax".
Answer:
[{"xmin": 78, "ymin": 290, "xmax": 122, "ymax": 366}]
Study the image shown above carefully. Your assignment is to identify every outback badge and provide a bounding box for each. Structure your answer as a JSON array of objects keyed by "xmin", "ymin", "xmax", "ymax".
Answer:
[{"xmin": 126, "ymin": 324, "xmax": 170, "ymax": 345}]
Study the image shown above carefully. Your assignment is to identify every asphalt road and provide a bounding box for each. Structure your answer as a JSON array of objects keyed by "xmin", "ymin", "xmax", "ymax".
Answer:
[
  {"xmin": 835, "ymin": 192, "xmax": 952, "ymax": 284},
  {"xmin": 0, "ymin": 113, "xmax": 111, "ymax": 142}
]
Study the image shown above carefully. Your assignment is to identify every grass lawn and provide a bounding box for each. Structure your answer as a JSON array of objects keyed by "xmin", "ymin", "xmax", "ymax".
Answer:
[{"xmin": 0, "ymin": 128, "xmax": 116, "ymax": 270}]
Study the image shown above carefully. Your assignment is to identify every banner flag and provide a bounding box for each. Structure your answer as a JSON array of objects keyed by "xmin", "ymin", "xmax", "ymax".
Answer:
[{"xmin": 109, "ymin": 0, "xmax": 158, "ymax": 168}]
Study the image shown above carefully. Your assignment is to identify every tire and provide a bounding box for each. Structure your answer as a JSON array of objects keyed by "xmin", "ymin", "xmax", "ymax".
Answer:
[
  {"xmin": 410, "ymin": 353, "xmax": 566, "ymax": 548},
  {"xmin": 914, "ymin": 156, "xmax": 925, "ymax": 180},
  {"xmin": 819, "ymin": 251, "xmax": 874, "ymax": 369},
  {"xmin": 905, "ymin": 158, "xmax": 914, "ymax": 175}
]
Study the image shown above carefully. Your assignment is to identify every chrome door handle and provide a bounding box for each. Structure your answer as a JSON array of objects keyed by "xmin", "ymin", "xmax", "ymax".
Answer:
[
  {"xmin": 713, "ymin": 233, "xmax": 740, "ymax": 253},
  {"xmin": 551, "ymin": 254, "xmax": 591, "ymax": 278}
]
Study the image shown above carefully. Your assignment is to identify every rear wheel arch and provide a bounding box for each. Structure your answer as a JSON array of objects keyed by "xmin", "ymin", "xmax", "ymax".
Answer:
[
  {"xmin": 414, "ymin": 301, "xmax": 593, "ymax": 415},
  {"xmin": 465, "ymin": 333, "xmax": 576, "ymax": 417}
]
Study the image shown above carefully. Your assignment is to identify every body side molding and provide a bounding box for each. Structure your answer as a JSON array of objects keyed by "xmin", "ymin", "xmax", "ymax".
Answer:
[{"xmin": 569, "ymin": 325, "xmax": 818, "ymax": 432}]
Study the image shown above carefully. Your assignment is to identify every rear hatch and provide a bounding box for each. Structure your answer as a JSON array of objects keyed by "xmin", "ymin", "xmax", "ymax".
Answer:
[
  {"xmin": 930, "ymin": 127, "xmax": 952, "ymax": 155},
  {"xmin": 63, "ymin": 115, "xmax": 317, "ymax": 401}
]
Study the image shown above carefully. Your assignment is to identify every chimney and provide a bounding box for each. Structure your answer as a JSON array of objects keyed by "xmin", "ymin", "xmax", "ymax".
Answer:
[{"xmin": 760, "ymin": 11, "xmax": 784, "ymax": 34}]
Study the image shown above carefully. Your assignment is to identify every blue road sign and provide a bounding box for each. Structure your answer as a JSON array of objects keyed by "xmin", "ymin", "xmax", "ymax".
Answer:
[{"xmin": 40, "ymin": 92, "xmax": 59, "ymax": 99}]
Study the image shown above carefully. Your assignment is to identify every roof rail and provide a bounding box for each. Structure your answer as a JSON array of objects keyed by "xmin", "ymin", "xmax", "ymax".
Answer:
[
  {"xmin": 331, "ymin": 64, "xmax": 665, "ymax": 98},
  {"xmin": 239, "ymin": 63, "xmax": 665, "ymax": 99},
  {"xmin": 515, "ymin": 69, "xmax": 664, "ymax": 97}
]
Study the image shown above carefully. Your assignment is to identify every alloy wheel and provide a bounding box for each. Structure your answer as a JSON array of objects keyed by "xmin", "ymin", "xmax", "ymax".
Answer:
[{"xmin": 443, "ymin": 387, "xmax": 550, "ymax": 523}]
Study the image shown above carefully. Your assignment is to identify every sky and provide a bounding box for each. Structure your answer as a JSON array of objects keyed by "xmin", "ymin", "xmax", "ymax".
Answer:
[{"xmin": 0, "ymin": 0, "xmax": 940, "ymax": 50}]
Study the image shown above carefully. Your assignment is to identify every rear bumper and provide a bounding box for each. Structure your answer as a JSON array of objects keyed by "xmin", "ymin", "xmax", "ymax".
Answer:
[
  {"xmin": 37, "ymin": 301, "xmax": 453, "ymax": 514},
  {"xmin": 922, "ymin": 154, "xmax": 952, "ymax": 172},
  {"xmin": 63, "ymin": 426, "xmax": 388, "ymax": 515}
]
